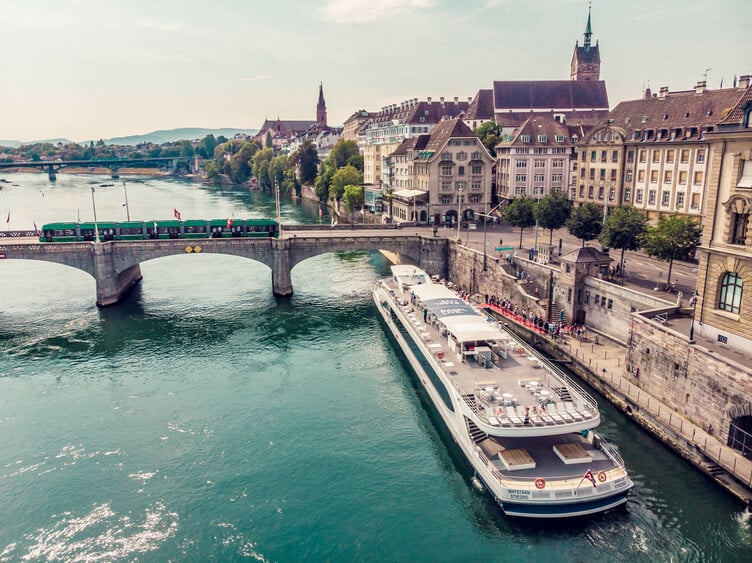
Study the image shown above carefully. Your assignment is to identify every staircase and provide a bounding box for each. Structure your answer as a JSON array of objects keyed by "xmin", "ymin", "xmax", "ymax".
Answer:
[
  {"xmin": 552, "ymin": 386, "xmax": 573, "ymax": 402},
  {"xmin": 466, "ymin": 417, "xmax": 488, "ymax": 444}
]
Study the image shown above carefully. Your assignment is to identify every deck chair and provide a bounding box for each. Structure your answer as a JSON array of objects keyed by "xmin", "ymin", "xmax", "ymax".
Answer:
[
  {"xmin": 505, "ymin": 406, "xmax": 523, "ymax": 425},
  {"xmin": 565, "ymin": 402, "xmax": 584, "ymax": 421},
  {"xmin": 556, "ymin": 403, "xmax": 574, "ymax": 422}
]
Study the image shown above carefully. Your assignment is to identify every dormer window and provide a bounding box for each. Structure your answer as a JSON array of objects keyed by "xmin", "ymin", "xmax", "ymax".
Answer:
[
  {"xmin": 538, "ymin": 135, "xmax": 548, "ymax": 143},
  {"xmin": 554, "ymin": 134, "xmax": 565, "ymax": 143},
  {"xmin": 520, "ymin": 135, "xmax": 531, "ymax": 143}
]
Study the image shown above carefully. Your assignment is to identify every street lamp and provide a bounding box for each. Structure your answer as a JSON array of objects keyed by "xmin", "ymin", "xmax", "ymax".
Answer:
[
  {"xmin": 274, "ymin": 179, "xmax": 283, "ymax": 237},
  {"xmin": 90, "ymin": 187, "xmax": 100, "ymax": 243},
  {"xmin": 122, "ymin": 181, "xmax": 131, "ymax": 221},
  {"xmin": 689, "ymin": 290, "xmax": 700, "ymax": 343},
  {"xmin": 456, "ymin": 186, "xmax": 463, "ymax": 240},
  {"xmin": 533, "ymin": 188, "xmax": 542, "ymax": 260}
]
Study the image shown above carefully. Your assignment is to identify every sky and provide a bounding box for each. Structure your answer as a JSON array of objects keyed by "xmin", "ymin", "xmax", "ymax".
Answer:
[{"xmin": 0, "ymin": 0, "xmax": 749, "ymax": 143}]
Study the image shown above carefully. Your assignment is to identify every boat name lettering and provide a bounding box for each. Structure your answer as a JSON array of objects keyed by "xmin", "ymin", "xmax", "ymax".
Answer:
[
  {"xmin": 507, "ymin": 489, "xmax": 531, "ymax": 499},
  {"xmin": 437, "ymin": 307, "xmax": 468, "ymax": 315}
]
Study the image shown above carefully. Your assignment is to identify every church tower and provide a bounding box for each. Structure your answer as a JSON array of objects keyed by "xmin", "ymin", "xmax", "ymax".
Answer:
[
  {"xmin": 316, "ymin": 82, "xmax": 328, "ymax": 127},
  {"xmin": 570, "ymin": 7, "xmax": 601, "ymax": 81}
]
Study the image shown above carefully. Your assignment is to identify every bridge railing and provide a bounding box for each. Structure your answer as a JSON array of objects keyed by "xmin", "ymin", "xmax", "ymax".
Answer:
[{"xmin": 283, "ymin": 223, "xmax": 401, "ymax": 231}]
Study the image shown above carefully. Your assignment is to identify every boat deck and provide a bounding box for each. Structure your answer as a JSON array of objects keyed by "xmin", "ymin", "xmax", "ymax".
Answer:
[{"xmin": 383, "ymin": 279, "xmax": 598, "ymax": 430}]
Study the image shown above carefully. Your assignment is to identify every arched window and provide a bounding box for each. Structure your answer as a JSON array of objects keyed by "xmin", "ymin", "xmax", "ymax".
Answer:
[{"xmin": 718, "ymin": 272, "xmax": 743, "ymax": 314}]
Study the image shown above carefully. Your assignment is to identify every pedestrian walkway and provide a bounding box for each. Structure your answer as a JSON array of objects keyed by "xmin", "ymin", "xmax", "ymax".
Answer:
[{"xmin": 560, "ymin": 330, "xmax": 752, "ymax": 501}]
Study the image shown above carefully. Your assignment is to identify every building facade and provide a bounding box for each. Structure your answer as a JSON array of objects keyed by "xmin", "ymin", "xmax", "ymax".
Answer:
[
  {"xmin": 385, "ymin": 118, "xmax": 494, "ymax": 226},
  {"xmin": 574, "ymin": 80, "xmax": 748, "ymax": 218},
  {"xmin": 695, "ymin": 81, "xmax": 752, "ymax": 355}
]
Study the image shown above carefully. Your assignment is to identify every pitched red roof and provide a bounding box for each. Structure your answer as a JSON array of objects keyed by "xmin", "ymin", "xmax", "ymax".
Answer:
[
  {"xmin": 465, "ymin": 89, "xmax": 494, "ymax": 121},
  {"xmin": 492, "ymin": 80, "xmax": 609, "ymax": 111},
  {"xmin": 719, "ymin": 85, "xmax": 752, "ymax": 126},
  {"xmin": 607, "ymin": 87, "xmax": 745, "ymax": 140}
]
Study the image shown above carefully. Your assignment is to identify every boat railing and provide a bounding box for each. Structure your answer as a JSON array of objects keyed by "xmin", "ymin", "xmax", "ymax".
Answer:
[
  {"xmin": 595, "ymin": 434, "xmax": 626, "ymax": 468},
  {"xmin": 500, "ymin": 325, "xmax": 599, "ymax": 412},
  {"xmin": 475, "ymin": 447, "xmax": 629, "ymax": 490}
]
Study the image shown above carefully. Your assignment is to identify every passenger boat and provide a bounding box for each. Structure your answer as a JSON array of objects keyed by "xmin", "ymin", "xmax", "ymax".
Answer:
[{"xmin": 373, "ymin": 265, "xmax": 633, "ymax": 518}]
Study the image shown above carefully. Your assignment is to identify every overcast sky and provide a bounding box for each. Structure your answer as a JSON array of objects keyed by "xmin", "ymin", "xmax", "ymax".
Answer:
[{"xmin": 1, "ymin": 0, "xmax": 749, "ymax": 142}]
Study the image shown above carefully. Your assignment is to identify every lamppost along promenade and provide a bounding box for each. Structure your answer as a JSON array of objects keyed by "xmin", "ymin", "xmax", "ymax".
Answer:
[
  {"xmin": 689, "ymin": 291, "xmax": 700, "ymax": 343},
  {"xmin": 456, "ymin": 186, "xmax": 463, "ymax": 240},
  {"xmin": 122, "ymin": 181, "xmax": 131, "ymax": 221},
  {"xmin": 90, "ymin": 187, "xmax": 100, "ymax": 243}
]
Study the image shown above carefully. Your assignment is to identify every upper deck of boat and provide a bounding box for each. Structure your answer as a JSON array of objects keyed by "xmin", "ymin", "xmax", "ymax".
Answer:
[{"xmin": 376, "ymin": 275, "xmax": 599, "ymax": 431}]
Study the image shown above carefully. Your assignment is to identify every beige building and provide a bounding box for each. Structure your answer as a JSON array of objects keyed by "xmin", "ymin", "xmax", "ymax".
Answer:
[
  {"xmin": 696, "ymin": 81, "xmax": 752, "ymax": 355},
  {"xmin": 578, "ymin": 81, "xmax": 748, "ymax": 219},
  {"xmin": 386, "ymin": 117, "xmax": 494, "ymax": 226},
  {"xmin": 361, "ymin": 97, "xmax": 470, "ymax": 187},
  {"xmin": 572, "ymin": 124, "xmax": 626, "ymax": 212}
]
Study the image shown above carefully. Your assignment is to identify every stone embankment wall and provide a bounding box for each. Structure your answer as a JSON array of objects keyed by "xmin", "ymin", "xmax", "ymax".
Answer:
[{"xmin": 446, "ymin": 242, "xmax": 752, "ymax": 501}]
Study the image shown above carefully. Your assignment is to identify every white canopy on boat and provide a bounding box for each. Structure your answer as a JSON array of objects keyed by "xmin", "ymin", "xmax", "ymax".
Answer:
[{"xmin": 441, "ymin": 316, "xmax": 505, "ymax": 343}]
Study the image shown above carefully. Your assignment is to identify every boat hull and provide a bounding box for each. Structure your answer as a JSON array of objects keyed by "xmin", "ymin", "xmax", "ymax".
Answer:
[{"xmin": 373, "ymin": 280, "xmax": 633, "ymax": 519}]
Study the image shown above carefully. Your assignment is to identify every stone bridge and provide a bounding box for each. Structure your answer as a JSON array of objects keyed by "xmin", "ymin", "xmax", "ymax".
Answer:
[{"xmin": 0, "ymin": 233, "xmax": 449, "ymax": 306}]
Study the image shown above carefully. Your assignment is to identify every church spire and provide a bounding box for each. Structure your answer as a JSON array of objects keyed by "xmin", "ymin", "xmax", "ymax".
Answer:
[
  {"xmin": 583, "ymin": 5, "xmax": 593, "ymax": 50},
  {"xmin": 316, "ymin": 82, "xmax": 327, "ymax": 127}
]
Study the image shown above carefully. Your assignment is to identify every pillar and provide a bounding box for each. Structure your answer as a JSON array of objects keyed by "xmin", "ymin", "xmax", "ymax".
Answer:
[
  {"xmin": 111, "ymin": 168, "xmax": 120, "ymax": 179},
  {"xmin": 93, "ymin": 243, "xmax": 142, "ymax": 306},
  {"xmin": 271, "ymin": 238, "xmax": 293, "ymax": 296},
  {"xmin": 47, "ymin": 165, "xmax": 57, "ymax": 181}
]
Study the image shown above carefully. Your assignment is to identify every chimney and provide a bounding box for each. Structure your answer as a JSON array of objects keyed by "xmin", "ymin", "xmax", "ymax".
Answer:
[
  {"xmin": 468, "ymin": 97, "xmax": 472, "ymax": 102},
  {"xmin": 427, "ymin": 96, "xmax": 432, "ymax": 104},
  {"xmin": 454, "ymin": 96, "xmax": 459, "ymax": 105},
  {"xmin": 739, "ymin": 75, "xmax": 751, "ymax": 89},
  {"xmin": 695, "ymin": 80, "xmax": 706, "ymax": 94},
  {"xmin": 440, "ymin": 96, "xmax": 445, "ymax": 104},
  {"xmin": 659, "ymin": 86, "xmax": 669, "ymax": 98},
  {"xmin": 644, "ymin": 87, "xmax": 652, "ymax": 99}
]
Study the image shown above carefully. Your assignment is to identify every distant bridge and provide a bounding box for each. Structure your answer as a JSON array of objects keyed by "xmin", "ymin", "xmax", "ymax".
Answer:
[
  {"xmin": 0, "ymin": 157, "xmax": 195, "ymax": 180},
  {"xmin": 0, "ymin": 231, "xmax": 450, "ymax": 306}
]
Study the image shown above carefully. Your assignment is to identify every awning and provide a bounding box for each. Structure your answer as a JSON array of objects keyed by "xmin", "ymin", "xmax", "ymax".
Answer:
[
  {"xmin": 393, "ymin": 189, "xmax": 428, "ymax": 199},
  {"xmin": 441, "ymin": 316, "xmax": 506, "ymax": 343}
]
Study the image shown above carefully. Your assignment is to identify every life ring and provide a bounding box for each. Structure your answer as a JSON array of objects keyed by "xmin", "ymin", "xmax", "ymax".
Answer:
[
  {"xmin": 597, "ymin": 471, "xmax": 607, "ymax": 483},
  {"xmin": 517, "ymin": 347, "xmax": 525, "ymax": 355},
  {"xmin": 534, "ymin": 477, "xmax": 546, "ymax": 489}
]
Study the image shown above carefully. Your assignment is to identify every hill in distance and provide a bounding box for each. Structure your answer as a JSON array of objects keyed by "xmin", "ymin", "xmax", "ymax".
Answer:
[
  {"xmin": 102, "ymin": 127, "xmax": 258, "ymax": 146},
  {"xmin": 0, "ymin": 128, "xmax": 258, "ymax": 149},
  {"xmin": 0, "ymin": 138, "xmax": 74, "ymax": 148}
]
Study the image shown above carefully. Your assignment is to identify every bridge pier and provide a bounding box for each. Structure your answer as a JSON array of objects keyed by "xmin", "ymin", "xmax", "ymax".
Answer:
[
  {"xmin": 111, "ymin": 168, "xmax": 120, "ymax": 179},
  {"xmin": 47, "ymin": 165, "xmax": 57, "ymax": 181},
  {"xmin": 271, "ymin": 239, "xmax": 293, "ymax": 296},
  {"xmin": 93, "ymin": 243, "xmax": 142, "ymax": 306}
]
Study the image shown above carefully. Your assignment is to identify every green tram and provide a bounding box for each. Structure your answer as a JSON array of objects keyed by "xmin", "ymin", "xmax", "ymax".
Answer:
[{"xmin": 39, "ymin": 219, "xmax": 279, "ymax": 242}]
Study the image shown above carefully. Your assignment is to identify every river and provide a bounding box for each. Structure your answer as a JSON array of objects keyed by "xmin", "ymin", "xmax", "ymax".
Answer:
[{"xmin": 1, "ymin": 172, "xmax": 751, "ymax": 562}]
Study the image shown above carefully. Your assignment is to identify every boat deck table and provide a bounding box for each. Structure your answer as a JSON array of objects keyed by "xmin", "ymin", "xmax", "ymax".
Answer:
[{"xmin": 553, "ymin": 443, "xmax": 591, "ymax": 464}]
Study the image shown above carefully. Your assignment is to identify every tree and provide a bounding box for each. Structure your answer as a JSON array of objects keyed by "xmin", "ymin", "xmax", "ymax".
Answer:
[
  {"xmin": 290, "ymin": 139, "xmax": 319, "ymax": 185},
  {"xmin": 197, "ymin": 134, "xmax": 217, "ymax": 159},
  {"xmin": 504, "ymin": 197, "xmax": 536, "ymax": 249},
  {"xmin": 327, "ymin": 140, "xmax": 360, "ymax": 169},
  {"xmin": 251, "ymin": 147, "xmax": 274, "ymax": 189},
  {"xmin": 204, "ymin": 161, "xmax": 220, "ymax": 183},
  {"xmin": 640, "ymin": 213, "xmax": 702, "ymax": 289},
  {"xmin": 474, "ymin": 121, "xmax": 502, "ymax": 157},
  {"xmin": 567, "ymin": 203, "xmax": 603, "ymax": 246},
  {"xmin": 535, "ymin": 190, "xmax": 572, "ymax": 245},
  {"xmin": 343, "ymin": 184, "xmax": 364, "ymax": 212},
  {"xmin": 329, "ymin": 165, "xmax": 362, "ymax": 200},
  {"xmin": 229, "ymin": 141, "xmax": 261, "ymax": 184},
  {"xmin": 599, "ymin": 206, "xmax": 647, "ymax": 282},
  {"xmin": 265, "ymin": 131, "xmax": 273, "ymax": 149},
  {"xmin": 269, "ymin": 154, "xmax": 289, "ymax": 191}
]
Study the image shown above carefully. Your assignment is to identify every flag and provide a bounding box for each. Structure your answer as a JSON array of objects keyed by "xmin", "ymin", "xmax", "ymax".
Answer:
[
  {"xmin": 5, "ymin": 211, "xmax": 9, "ymax": 223},
  {"xmin": 318, "ymin": 206, "xmax": 323, "ymax": 218},
  {"xmin": 174, "ymin": 208, "xmax": 182, "ymax": 220},
  {"xmin": 226, "ymin": 217, "xmax": 233, "ymax": 229},
  {"xmin": 583, "ymin": 469, "xmax": 597, "ymax": 488},
  {"xmin": 33, "ymin": 221, "xmax": 39, "ymax": 236}
]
